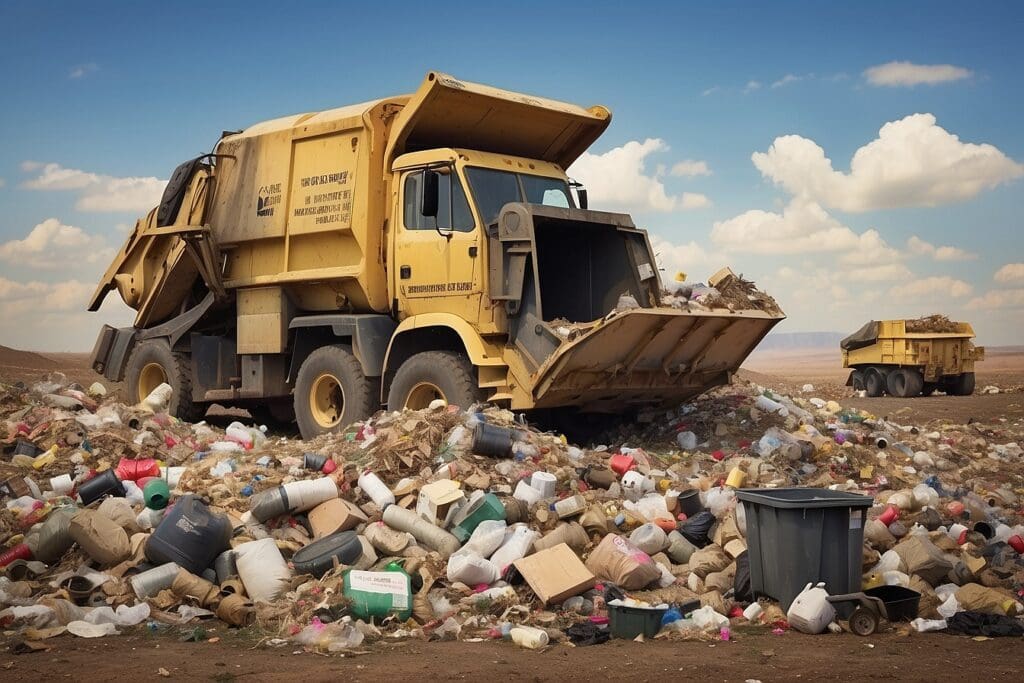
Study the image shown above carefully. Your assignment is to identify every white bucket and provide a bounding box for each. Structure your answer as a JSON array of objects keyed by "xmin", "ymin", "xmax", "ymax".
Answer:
[
  {"xmin": 49, "ymin": 474, "xmax": 74, "ymax": 496},
  {"xmin": 530, "ymin": 471, "xmax": 557, "ymax": 498}
]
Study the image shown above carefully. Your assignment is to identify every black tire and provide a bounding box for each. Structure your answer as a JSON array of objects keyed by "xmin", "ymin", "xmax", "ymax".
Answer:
[
  {"xmin": 386, "ymin": 351, "xmax": 483, "ymax": 412},
  {"xmin": 864, "ymin": 369, "xmax": 885, "ymax": 397},
  {"xmin": 125, "ymin": 339, "xmax": 204, "ymax": 421},
  {"xmin": 851, "ymin": 370, "xmax": 865, "ymax": 392},
  {"xmin": 886, "ymin": 368, "xmax": 924, "ymax": 398},
  {"xmin": 294, "ymin": 345, "xmax": 378, "ymax": 440},
  {"xmin": 849, "ymin": 607, "xmax": 878, "ymax": 636},
  {"xmin": 949, "ymin": 372, "xmax": 976, "ymax": 396}
]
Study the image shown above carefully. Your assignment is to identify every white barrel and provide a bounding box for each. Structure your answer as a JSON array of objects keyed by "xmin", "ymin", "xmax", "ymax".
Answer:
[
  {"xmin": 382, "ymin": 505, "xmax": 460, "ymax": 558},
  {"xmin": 49, "ymin": 474, "xmax": 74, "ymax": 496},
  {"xmin": 282, "ymin": 478, "xmax": 338, "ymax": 513},
  {"xmin": 530, "ymin": 472, "xmax": 557, "ymax": 498},
  {"xmin": 358, "ymin": 471, "xmax": 395, "ymax": 509},
  {"xmin": 131, "ymin": 562, "xmax": 181, "ymax": 598}
]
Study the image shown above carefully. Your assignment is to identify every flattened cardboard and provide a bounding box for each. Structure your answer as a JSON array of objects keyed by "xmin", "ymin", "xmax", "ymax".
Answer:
[
  {"xmin": 308, "ymin": 498, "xmax": 368, "ymax": 538},
  {"xmin": 513, "ymin": 542, "xmax": 595, "ymax": 605}
]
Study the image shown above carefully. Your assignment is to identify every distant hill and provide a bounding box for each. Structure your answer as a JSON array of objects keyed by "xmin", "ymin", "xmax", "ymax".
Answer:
[
  {"xmin": 756, "ymin": 331, "xmax": 846, "ymax": 350},
  {"xmin": 0, "ymin": 345, "xmax": 59, "ymax": 369}
]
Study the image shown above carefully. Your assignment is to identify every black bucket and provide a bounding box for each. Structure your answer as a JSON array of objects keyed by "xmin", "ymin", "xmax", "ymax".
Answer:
[
  {"xmin": 78, "ymin": 469, "xmax": 125, "ymax": 506},
  {"xmin": 864, "ymin": 585, "xmax": 921, "ymax": 622},
  {"xmin": 471, "ymin": 423, "xmax": 519, "ymax": 458},
  {"xmin": 303, "ymin": 452, "xmax": 327, "ymax": 471},
  {"xmin": 677, "ymin": 489, "xmax": 704, "ymax": 517},
  {"xmin": 973, "ymin": 521, "xmax": 995, "ymax": 540}
]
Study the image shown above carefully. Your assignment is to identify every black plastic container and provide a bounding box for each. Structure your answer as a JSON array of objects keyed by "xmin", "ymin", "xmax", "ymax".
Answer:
[
  {"xmin": 291, "ymin": 530, "xmax": 362, "ymax": 578},
  {"xmin": 865, "ymin": 585, "xmax": 921, "ymax": 622},
  {"xmin": 145, "ymin": 495, "xmax": 232, "ymax": 575},
  {"xmin": 78, "ymin": 469, "xmax": 125, "ymax": 506},
  {"xmin": 737, "ymin": 487, "xmax": 873, "ymax": 610},
  {"xmin": 677, "ymin": 489, "xmax": 704, "ymax": 517},
  {"xmin": 471, "ymin": 423, "xmax": 525, "ymax": 458},
  {"xmin": 303, "ymin": 452, "xmax": 327, "ymax": 471},
  {"xmin": 12, "ymin": 439, "xmax": 44, "ymax": 458}
]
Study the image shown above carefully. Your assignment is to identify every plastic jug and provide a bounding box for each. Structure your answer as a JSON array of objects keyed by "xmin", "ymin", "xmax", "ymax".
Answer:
[
  {"xmin": 786, "ymin": 582, "xmax": 836, "ymax": 635},
  {"xmin": 510, "ymin": 625, "xmax": 549, "ymax": 649},
  {"xmin": 343, "ymin": 563, "xmax": 412, "ymax": 621},
  {"xmin": 451, "ymin": 493, "xmax": 506, "ymax": 543},
  {"xmin": 145, "ymin": 495, "xmax": 232, "ymax": 575}
]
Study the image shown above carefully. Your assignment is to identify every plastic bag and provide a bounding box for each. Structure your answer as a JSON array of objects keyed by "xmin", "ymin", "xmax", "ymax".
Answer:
[
  {"xmin": 446, "ymin": 549, "xmax": 500, "ymax": 585},
  {"xmin": 679, "ymin": 510, "xmax": 716, "ymax": 547},
  {"xmin": 629, "ymin": 523, "xmax": 668, "ymax": 555},
  {"xmin": 462, "ymin": 519, "xmax": 506, "ymax": 558}
]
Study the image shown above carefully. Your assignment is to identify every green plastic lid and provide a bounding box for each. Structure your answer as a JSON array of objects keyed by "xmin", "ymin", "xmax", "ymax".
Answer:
[{"xmin": 143, "ymin": 478, "xmax": 171, "ymax": 510}]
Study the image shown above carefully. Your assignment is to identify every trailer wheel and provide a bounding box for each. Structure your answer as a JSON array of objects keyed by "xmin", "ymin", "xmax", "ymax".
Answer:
[
  {"xmin": 947, "ymin": 372, "xmax": 976, "ymax": 396},
  {"xmin": 864, "ymin": 369, "xmax": 885, "ymax": 397},
  {"xmin": 849, "ymin": 606, "xmax": 878, "ymax": 636},
  {"xmin": 387, "ymin": 351, "xmax": 483, "ymax": 412},
  {"xmin": 125, "ymin": 339, "xmax": 204, "ymax": 421},
  {"xmin": 295, "ymin": 345, "xmax": 378, "ymax": 439},
  {"xmin": 850, "ymin": 370, "xmax": 865, "ymax": 392},
  {"xmin": 886, "ymin": 368, "xmax": 924, "ymax": 398}
]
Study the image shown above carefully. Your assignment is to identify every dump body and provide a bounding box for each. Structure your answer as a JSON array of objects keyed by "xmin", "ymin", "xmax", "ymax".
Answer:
[
  {"xmin": 840, "ymin": 319, "xmax": 983, "ymax": 397},
  {"xmin": 88, "ymin": 72, "xmax": 784, "ymax": 437}
]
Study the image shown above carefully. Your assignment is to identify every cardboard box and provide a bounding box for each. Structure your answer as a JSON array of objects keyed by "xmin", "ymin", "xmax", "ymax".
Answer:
[
  {"xmin": 416, "ymin": 479, "xmax": 465, "ymax": 526},
  {"xmin": 308, "ymin": 498, "xmax": 368, "ymax": 538},
  {"xmin": 513, "ymin": 543, "xmax": 595, "ymax": 605}
]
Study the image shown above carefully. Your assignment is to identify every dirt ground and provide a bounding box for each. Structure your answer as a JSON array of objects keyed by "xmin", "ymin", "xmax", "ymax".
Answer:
[
  {"xmin": 4, "ymin": 344, "xmax": 1024, "ymax": 678},
  {"xmin": 6, "ymin": 628, "xmax": 1024, "ymax": 682}
]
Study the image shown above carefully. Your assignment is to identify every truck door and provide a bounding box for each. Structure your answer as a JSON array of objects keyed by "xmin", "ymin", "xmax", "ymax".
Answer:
[{"xmin": 394, "ymin": 169, "xmax": 481, "ymax": 317}]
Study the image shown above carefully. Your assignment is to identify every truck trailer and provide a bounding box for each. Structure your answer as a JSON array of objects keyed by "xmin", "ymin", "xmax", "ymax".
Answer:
[
  {"xmin": 88, "ymin": 72, "xmax": 784, "ymax": 438},
  {"xmin": 841, "ymin": 318, "xmax": 983, "ymax": 397}
]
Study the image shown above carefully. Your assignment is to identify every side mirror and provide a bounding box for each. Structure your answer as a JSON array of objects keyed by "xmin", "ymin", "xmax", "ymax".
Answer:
[
  {"xmin": 576, "ymin": 188, "xmax": 588, "ymax": 210},
  {"xmin": 420, "ymin": 170, "xmax": 439, "ymax": 218}
]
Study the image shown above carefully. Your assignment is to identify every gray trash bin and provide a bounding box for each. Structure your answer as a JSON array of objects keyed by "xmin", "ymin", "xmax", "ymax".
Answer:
[{"xmin": 737, "ymin": 488, "xmax": 873, "ymax": 610}]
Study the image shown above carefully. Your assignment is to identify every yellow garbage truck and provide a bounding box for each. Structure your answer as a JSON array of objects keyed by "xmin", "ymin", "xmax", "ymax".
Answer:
[
  {"xmin": 88, "ymin": 72, "xmax": 784, "ymax": 438},
  {"xmin": 841, "ymin": 318, "xmax": 984, "ymax": 397}
]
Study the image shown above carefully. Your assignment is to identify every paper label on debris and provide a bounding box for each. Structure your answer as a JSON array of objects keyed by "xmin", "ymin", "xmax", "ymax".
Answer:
[
  {"xmin": 348, "ymin": 571, "xmax": 408, "ymax": 609},
  {"xmin": 848, "ymin": 512, "xmax": 862, "ymax": 530}
]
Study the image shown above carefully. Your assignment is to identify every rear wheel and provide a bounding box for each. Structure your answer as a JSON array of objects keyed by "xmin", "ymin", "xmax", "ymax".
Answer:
[
  {"xmin": 125, "ymin": 339, "xmax": 203, "ymax": 421},
  {"xmin": 886, "ymin": 368, "xmax": 924, "ymax": 398},
  {"xmin": 864, "ymin": 369, "xmax": 885, "ymax": 397},
  {"xmin": 947, "ymin": 372, "xmax": 976, "ymax": 396},
  {"xmin": 295, "ymin": 345, "xmax": 377, "ymax": 439},
  {"xmin": 387, "ymin": 351, "xmax": 483, "ymax": 412},
  {"xmin": 850, "ymin": 370, "xmax": 865, "ymax": 392}
]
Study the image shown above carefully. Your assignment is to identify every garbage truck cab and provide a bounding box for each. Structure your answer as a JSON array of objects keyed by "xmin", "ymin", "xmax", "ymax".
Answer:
[{"xmin": 88, "ymin": 72, "xmax": 784, "ymax": 438}]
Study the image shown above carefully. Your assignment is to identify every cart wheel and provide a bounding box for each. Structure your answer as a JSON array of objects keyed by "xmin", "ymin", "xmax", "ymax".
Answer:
[{"xmin": 849, "ymin": 607, "xmax": 878, "ymax": 636}]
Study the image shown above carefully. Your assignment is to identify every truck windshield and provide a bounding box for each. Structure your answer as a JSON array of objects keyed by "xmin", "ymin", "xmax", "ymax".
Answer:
[{"xmin": 465, "ymin": 168, "xmax": 572, "ymax": 226}]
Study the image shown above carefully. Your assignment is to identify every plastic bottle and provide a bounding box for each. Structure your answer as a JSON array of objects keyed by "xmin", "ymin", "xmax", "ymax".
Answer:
[
  {"xmin": 489, "ymin": 524, "xmax": 539, "ymax": 572},
  {"xmin": 358, "ymin": 471, "xmax": 395, "ymax": 509},
  {"xmin": 381, "ymin": 505, "xmax": 460, "ymax": 557},
  {"xmin": 510, "ymin": 626, "xmax": 549, "ymax": 649},
  {"xmin": 530, "ymin": 471, "xmax": 557, "ymax": 498},
  {"xmin": 786, "ymin": 582, "xmax": 836, "ymax": 635},
  {"xmin": 553, "ymin": 494, "xmax": 586, "ymax": 519}
]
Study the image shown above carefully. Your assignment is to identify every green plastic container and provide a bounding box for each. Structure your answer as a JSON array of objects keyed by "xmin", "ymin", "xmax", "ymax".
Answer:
[
  {"xmin": 608, "ymin": 603, "xmax": 667, "ymax": 639},
  {"xmin": 343, "ymin": 563, "xmax": 412, "ymax": 621},
  {"xmin": 451, "ymin": 493, "xmax": 506, "ymax": 543}
]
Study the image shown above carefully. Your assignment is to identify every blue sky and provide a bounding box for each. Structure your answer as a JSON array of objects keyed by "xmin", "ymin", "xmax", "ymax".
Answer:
[{"xmin": 1, "ymin": 1, "xmax": 1022, "ymax": 350}]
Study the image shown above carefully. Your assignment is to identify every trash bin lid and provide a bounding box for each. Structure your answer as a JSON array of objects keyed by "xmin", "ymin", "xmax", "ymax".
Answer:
[{"xmin": 736, "ymin": 487, "xmax": 873, "ymax": 509}]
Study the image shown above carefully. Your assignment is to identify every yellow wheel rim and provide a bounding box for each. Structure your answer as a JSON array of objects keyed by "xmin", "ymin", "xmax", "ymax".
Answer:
[
  {"xmin": 309, "ymin": 373, "xmax": 345, "ymax": 428},
  {"xmin": 138, "ymin": 363, "xmax": 167, "ymax": 403},
  {"xmin": 404, "ymin": 382, "xmax": 447, "ymax": 410}
]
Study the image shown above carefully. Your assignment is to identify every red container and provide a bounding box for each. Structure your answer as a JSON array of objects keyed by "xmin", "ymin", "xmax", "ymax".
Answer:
[
  {"xmin": 1009, "ymin": 535, "xmax": 1024, "ymax": 554},
  {"xmin": 946, "ymin": 501, "xmax": 965, "ymax": 517},
  {"xmin": 609, "ymin": 453, "xmax": 635, "ymax": 476},
  {"xmin": 878, "ymin": 504, "xmax": 900, "ymax": 526},
  {"xmin": 116, "ymin": 457, "xmax": 160, "ymax": 481},
  {"xmin": 0, "ymin": 542, "xmax": 32, "ymax": 567}
]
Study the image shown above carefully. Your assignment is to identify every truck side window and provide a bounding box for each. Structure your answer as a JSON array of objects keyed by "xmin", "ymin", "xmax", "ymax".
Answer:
[{"xmin": 403, "ymin": 171, "xmax": 474, "ymax": 232}]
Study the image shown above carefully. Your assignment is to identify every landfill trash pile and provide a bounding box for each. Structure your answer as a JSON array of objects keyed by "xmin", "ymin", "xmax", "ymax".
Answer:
[{"xmin": 2, "ymin": 371, "xmax": 1023, "ymax": 654}]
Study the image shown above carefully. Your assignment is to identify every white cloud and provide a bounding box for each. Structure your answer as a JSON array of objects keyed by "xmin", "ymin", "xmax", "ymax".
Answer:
[
  {"xmin": 0, "ymin": 218, "xmax": 113, "ymax": 269},
  {"xmin": 743, "ymin": 80, "xmax": 761, "ymax": 94},
  {"xmin": 906, "ymin": 235, "xmax": 977, "ymax": 261},
  {"xmin": 864, "ymin": 61, "xmax": 972, "ymax": 87},
  {"xmin": 994, "ymin": 263, "xmax": 1024, "ymax": 284},
  {"xmin": 569, "ymin": 139, "xmax": 710, "ymax": 212},
  {"xmin": 771, "ymin": 74, "xmax": 804, "ymax": 88},
  {"xmin": 751, "ymin": 114, "xmax": 1023, "ymax": 212},
  {"xmin": 969, "ymin": 289, "xmax": 1024, "ymax": 310},
  {"xmin": 649, "ymin": 234, "xmax": 726, "ymax": 282},
  {"xmin": 710, "ymin": 198, "xmax": 900, "ymax": 259},
  {"xmin": 0, "ymin": 178, "xmax": 6, "ymax": 188},
  {"xmin": 701, "ymin": 86, "xmax": 720, "ymax": 97},
  {"xmin": 893, "ymin": 276, "xmax": 972, "ymax": 299},
  {"xmin": 843, "ymin": 263, "xmax": 913, "ymax": 282},
  {"xmin": 21, "ymin": 162, "xmax": 167, "ymax": 213},
  {"xmin": 0, "ymin": 278, "xmax": 92, "ymax": 317},
  {"xmin": 69, "ymin": 63, "xmax": 98, "ymax": 79},
  {"xmin": 670, "ymin": 160, "xmax": 712, "ymax": 177}
]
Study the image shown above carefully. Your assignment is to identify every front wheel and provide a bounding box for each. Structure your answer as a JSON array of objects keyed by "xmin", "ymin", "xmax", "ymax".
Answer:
[
  {"xmin": 386, "ymin": 351, "xmax": 483, "ymax": 412},
  {"xmin": 864, "ymin": 369, "xmax": 885, "ymax": 397},
  {"xmin": 294, "ymin": 345, "xmax": 378, "ymax": 439}
]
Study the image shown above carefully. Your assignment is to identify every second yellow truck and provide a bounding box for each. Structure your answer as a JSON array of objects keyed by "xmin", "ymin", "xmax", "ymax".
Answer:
[{"xmin": 88, "ymin": 72, "xmax": 783, "ymax": 438}]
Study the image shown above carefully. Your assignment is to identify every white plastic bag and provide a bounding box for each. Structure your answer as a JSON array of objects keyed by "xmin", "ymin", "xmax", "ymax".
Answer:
[
  {"xmin": 462, "ymin": 519, "xmax": 506, "ymax": 558},
  {"xmin": 690, "ymin": 605, "xmax": 729, "ymax": 630},
  {"xmin": 489, "ymin": 524, "xmax": 539, "ymax": 572},
  {"xmin": 446, "ymin": 548, "xmax": 500, "ymax": 585},
  {"xmin": 235, "ymin": 538, "xmax": 291, "ymax": 603}
]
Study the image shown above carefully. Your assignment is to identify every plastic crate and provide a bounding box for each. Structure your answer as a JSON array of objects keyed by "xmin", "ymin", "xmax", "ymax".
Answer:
[
  {"xmin": 737, "ymin": 487, "xmax": 872, "ymax": 610},
  {"xmin": 608, "ymin": 603, "xmax": 667, "ymax": 639}
]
